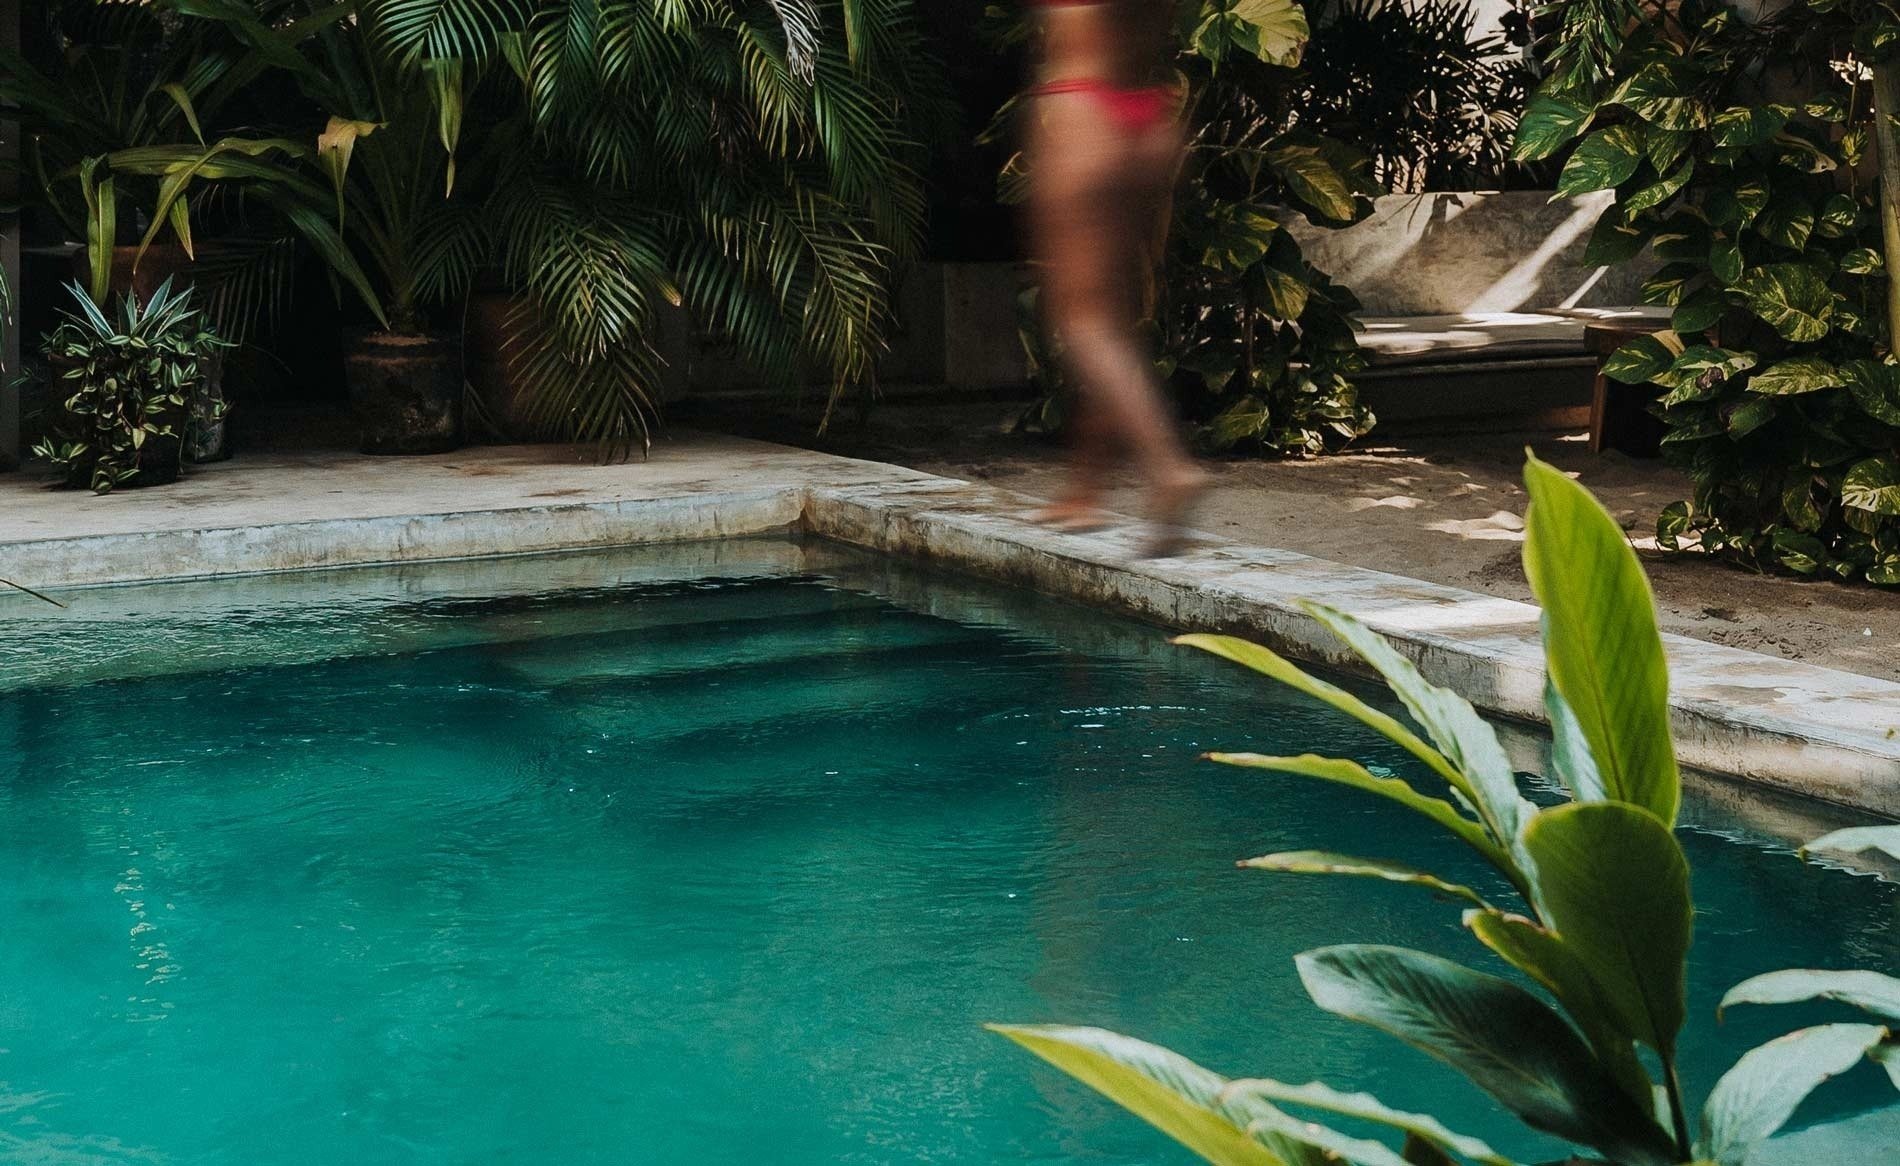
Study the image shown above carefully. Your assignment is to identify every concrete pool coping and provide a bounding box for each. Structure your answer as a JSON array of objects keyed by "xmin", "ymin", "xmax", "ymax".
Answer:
[{"xmin": 3, "ymin": 435, "xmax": 1897, "ymax": 817}]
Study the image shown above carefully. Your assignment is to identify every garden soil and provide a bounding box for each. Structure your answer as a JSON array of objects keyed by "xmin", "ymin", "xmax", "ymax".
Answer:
[{"xmin": 719, "ymin": 401, "xmax": 1900, "ymax": 684}]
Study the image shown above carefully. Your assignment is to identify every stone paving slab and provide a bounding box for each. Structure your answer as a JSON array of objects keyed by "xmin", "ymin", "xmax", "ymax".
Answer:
[{"xmin": 3, "ymin": 435, "xmax": 1897, "ymax": 816}]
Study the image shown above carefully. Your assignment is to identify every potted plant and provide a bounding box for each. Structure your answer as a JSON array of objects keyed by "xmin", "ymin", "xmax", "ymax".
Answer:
[{"xmin": 32, "ymin": 278, "xmax": 224, "ymax": 494}]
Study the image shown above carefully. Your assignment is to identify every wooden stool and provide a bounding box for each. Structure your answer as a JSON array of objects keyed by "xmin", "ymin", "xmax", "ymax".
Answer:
[{"xmin": 1585, "ymin": 320, "xmax": 1671, "ymax": 457}]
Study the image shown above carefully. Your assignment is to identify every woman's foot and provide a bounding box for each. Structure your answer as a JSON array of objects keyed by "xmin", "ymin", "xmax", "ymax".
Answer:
[{"xmin": 1140, "ymin": 466, "xmax": 1210, "ymax": 558}]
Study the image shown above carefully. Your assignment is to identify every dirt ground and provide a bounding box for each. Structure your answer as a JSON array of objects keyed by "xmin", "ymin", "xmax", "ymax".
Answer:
[{"xmin": 710, "ymin": 400, "xmax": 1900, "ymax": 683}]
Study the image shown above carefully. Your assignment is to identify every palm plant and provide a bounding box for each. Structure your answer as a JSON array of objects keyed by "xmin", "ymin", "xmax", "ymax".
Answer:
[{"xmin": 992, "ymin": 455, "xmax": 1900, "ymax": 1165}]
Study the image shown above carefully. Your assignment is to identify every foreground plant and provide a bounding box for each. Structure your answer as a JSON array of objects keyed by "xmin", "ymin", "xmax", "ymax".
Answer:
[
  {"xmin": 991, "ymin": 455, "xmax": 1900, "ymax": 1165},
  {"xmin": 33, "ymin": 279, "xmax": 223, "ymax": 495}
]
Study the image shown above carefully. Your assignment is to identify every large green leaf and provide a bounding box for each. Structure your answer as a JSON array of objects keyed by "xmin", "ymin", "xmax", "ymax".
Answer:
[
  {"xmin": 1846, "ymin": 360, "xmax": 1900, "ymax": 429},
  {"xmin": 1544, "ymin": 678, "xmax": 1606, "ymax": 802},
  {"xmin": 1842, "ymin": 457, "xmax": 1900, "ymax": 515},
  {"xmin": 1712, "ymin": 104, "xmax": 1791, "ymax": 147},
  {"xmin": 1267, "ymin": 143, "xmax": 1358, "ymax": 222},
  {"xmin": 1731, "ymin": 264, "xmax": 1834, "ymax": 342},
  {"xmin": 985, "ymin": 1025, "xmax": 1291, "ymax": 1166},
  {"xmin": 1295, "ymin": 945, "xmax": 1678, "ymax": 1165},
  {"xmin": 1463, "ymin": 909, "xmax": 1653, "ymax": 1106},
  {"xmin": 1514, "ymin": 93, "xmax": 1594, "ymax": 162},
  {"xmin": 1802, "ymin": 824, "xmax": 1900, "ymax": 861},
  {"xmin": 1521, "ymin": 456, "xmax": 1680, "ymax": 826},
  {"xmin": 1230, "ymin": 0, "xmax": 1311, "ymax": 68},
  {"xmin": 1608, "ymin": 60, "xmax": 1708, "ymax": 130},
  {"xmin": 1557, "ymin": 125, "xmax": 1645, "ymax": 196},
  {"xmin": 1602, "ymin": 331, "xmax": 1683, "ymax": 385},
  {"xmin": 1720, "ymin": 969, "xmax": 1900, "ymax": 1022},
  {"xmin": 1303, "ymin": 604, "xmax": 1531, "ymax": 851},
  {"xmin": 1748, "ymin": 356, "xmax": 1845, "ymax": 396},
  {"xmin": 1520, "ymin": 803, "xmax": 1691, "ymax": 1057},
  {"xmin": 1207, "ymin": 754, "xmax": 1506, "ymax": 870},
  {"xmin": 1219, "ymin": 1078, "xmax": 1521, "ymax": 1166},
  {"xmin": 1698, "ymin": 1023, "xmax": 1892, "ymax": 1166},
  {"xmin": 1177, "ymin": 635, "xmax": 1478, "ymax": 807},
  {"xmin": 1240, "ymin": 851, "xmax": 1491, "ymax": 908}
]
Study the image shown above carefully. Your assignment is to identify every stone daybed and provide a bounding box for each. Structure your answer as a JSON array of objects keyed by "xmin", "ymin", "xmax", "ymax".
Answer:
[{"xmin": 1285, "ymin": 190, "xmax": 1661, "ymax": 427}]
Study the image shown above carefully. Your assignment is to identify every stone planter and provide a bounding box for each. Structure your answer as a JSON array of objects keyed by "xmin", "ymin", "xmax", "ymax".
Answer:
[{"xmin": 343, "ymin": 332, "xmax": 464, "ymax": 455}]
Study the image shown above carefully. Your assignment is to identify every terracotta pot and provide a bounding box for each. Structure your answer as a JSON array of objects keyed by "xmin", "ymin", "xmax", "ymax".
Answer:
[{"xmin": 343, "ymin": 332, "xmax": 464, "ymax": 455}]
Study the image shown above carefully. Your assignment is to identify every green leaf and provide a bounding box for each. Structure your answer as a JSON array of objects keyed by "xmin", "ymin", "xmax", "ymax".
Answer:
[
  {"xmin": 1655, "ymin": 345, "xmax": 1756, "ymax": 404},
  {"xmin": 1521, "ymin": 802, "xmax": 1692, "ymax": 1056},
  {"xmin": 1671, "ymin": 287, "xmax": 1727, "ymax": 334},
  {"xmin": 1726, "ymin": 397, "xmax": 1777, "ymax": 439},
  {"xmin": 1544, "ymin": 678, "xmax": 1606, "ymax": 802},
  {"xmin": 1268, "ymin": 144, "xmax": 1358, "ymax": 222},
  {"xmin": 1748, "ymin": 356, "xmax": 1844, "ymax": 396},
  {"xmin": 1842, "ymin": 457, "xmax": 1900, "ymax": 515},
  {"xmin": 1515, "ymin": 93, "xmax": 1595, "ymax": 162},
  {"xmin": 1239, "ymin": 851, "xmax": 1491, "ymax": 908},
  {"xmin": 1707, "ymin": 178, "xmax": 1769, "ymax": 228},
  {"xmin": 986, "ymin": 1025, "xmax": 1287, "ymax": 1165},
  {"xmin": 1302, "ymin": 604, "xmax": 1534, "ymax": 855},
  {"xmin": 1463, "ymin": 908, "xmax": 1654, "ymax": 1106},
  {"xmin": 1772, "ymin": 530, "xmax": 1826, "ymax": 574},
  {"xmin": 1625, "ymin": 160, "xmax": 1694, "ymax": 214},
  {"xmin": 1204, "ymin": 752, "xmax": 1507, "ymax": 870},
  {"xmin": 1732, "ymin": 264, "xmax": 1833, "ymax": 342},
  {"xmin": 1840, "ymin": 247, "xmax": 1885, "ymax": 274},
  {"xmin": 1608, "ymin": 62, "xmax": 1708, "ymax": 130},
  {"xmin": 1712, "ymin": 104, "xmax": 1790, "ymax": 147},
  {"xmin": 1521, "ymin": 457, "xmax": 1680, "ymax": 826},
  {"xmin": 1816, "ymin": 193, "xmax": 1861, "ymax": 238},
  {"xmin": 1721, "ymin": 969, "xmax": 1900, "ymax": 1022},
  {"xmin": 1709, "ymin": 238, "xmax": 1744, "ymax": 284},
  {"xmin": 1557, "ymin": 126, "xmax": 1645, "ymax": 196},
  {"xmin": 1295, "ymin": 946, "xmax": 1678, "ymax": 1165},
  {"xmin": 1603, "ymin": 331, "xmax": 1683, "ymax": 384},
  {"xmin": 1804, "ymin": 825, "xmax": 1900, "ymax": 861},
  {"xmin": 1230, "ymin": 0, "xmax": 1311, "ymax": 67},
  {"xmin": 1584, "ymin": 209, "xmax": 1650, "ymax": 266},
  {"xmin": 1219, "ymin": 1078, "xmax": 1521, "ymax": 1166},
  {"xmin": 1699, "ymin": 1024, "xmax": 1892, "ymax": 1166},
  {"xmin": 1754, "ymin": 199, "xmax": 1815, "ymax": 250}
]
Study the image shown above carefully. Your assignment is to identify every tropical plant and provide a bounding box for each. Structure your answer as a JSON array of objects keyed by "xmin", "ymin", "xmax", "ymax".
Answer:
[
  {"xmin": 992, "ymin": 454, "xmax": 1900, "ymax": 1165},
  {"xmin": 1006, "ymin": 0, "xmax": 1378, "ymax": 457},
  {"xmin": 1517, "ymin": 0, "xmax": 1900, "ymax": 583},
  {"xmin": 1294, "ymin": 0, "xmax": 1536, "ymax": 194},
  {"xmin": 33, "ymin": 278, "xmax": 224, "ymax": 494},
  {"xmin": 0, "ymin": 0, "xmax": 363, "ymax": 335}
]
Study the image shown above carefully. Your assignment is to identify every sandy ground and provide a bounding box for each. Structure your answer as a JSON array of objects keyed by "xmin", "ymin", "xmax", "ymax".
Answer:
[{"xmin": 707, "ymin": 400, "xmax": 1900, "ymax": 683}]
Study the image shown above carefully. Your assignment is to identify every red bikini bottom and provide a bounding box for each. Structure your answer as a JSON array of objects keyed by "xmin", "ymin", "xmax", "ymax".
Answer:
[{"xmin": 1031, "ymin": 78, "xmax": 1176, "ymax": 133}]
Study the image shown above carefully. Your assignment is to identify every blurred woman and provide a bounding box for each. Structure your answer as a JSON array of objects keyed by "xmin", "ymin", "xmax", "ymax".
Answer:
[{"xmin": 1025, "ymin": 0, "xmax": 1206, "ymax": 555}]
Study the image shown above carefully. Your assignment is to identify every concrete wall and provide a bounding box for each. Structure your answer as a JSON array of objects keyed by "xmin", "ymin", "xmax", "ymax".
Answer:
[{"xmin": 1281, "ymin": 190, "xmax": 1651, "ymax": 317}]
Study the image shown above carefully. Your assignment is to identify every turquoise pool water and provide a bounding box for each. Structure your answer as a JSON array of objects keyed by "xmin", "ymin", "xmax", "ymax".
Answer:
[{"xmin": 0, "ymin": 543, "xmax": 1894, "ymax": 1164}]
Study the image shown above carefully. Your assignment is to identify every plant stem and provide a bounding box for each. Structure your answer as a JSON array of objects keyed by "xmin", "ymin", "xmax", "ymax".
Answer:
[
  {"xmin": 1663, "ymin": 1058, "xmax": 1692, "ymax": 1160},
  {"xmin": 1871, "ymin": 60, "xmax": 1900, "ymax": 355}
]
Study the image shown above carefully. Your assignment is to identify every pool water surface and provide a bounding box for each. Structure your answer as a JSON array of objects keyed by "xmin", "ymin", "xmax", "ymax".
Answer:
[{"xmin": 0, "ymin": 543, "xmax": 1894, "ymax": 1164}]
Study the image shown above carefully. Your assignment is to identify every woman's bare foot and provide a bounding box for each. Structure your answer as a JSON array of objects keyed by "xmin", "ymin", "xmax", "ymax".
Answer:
[
  {"xmin": 1140, "ymin": 466, "xmax": 1210, "ymax": 557},
  {"xmin": 1028, "ymin": 497, "xmax": 1114, "ymax": 534}
]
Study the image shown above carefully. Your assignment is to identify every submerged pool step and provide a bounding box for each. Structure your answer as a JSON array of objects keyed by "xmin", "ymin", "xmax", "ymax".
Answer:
[
  {"xmin": 553, "ymin": 632, "xmax": 1042, "ymax": 749},
  {"xmin": 494, "ymin": 603, "xmax": 1011, "ymax": 693},
  {"xmin": 0, "ymin": 576, "xmax": 887, "ymax": 694}
]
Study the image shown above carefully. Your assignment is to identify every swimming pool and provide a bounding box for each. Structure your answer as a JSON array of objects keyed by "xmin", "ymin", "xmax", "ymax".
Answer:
[{"xmin": 1, "ymin": 540, "xmax": 1893, "ymax": 1163}]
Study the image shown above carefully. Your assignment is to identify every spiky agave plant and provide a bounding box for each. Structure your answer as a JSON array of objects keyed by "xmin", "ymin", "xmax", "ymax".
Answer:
[{"xmin": 991, "ymin": 455, "xmax": 1900, "ymax": 1166}]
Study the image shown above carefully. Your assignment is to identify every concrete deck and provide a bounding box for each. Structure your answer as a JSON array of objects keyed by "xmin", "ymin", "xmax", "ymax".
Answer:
[{"xmin": 3, "ymin": 434, "xmax": 1898, "ymax": 817}]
